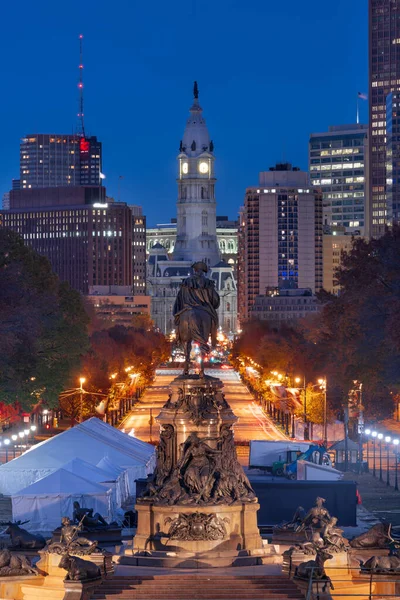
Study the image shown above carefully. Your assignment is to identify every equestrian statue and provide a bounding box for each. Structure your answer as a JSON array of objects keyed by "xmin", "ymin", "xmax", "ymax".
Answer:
[{"xmin": 173, "ymin": 261, "xmax": 220, "ymax": 377}]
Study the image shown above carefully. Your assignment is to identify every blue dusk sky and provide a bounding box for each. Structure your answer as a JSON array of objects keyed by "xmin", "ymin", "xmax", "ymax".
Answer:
[{"xmin": 0, "ymin": 0, "xmax": 368, "ymax": 226}]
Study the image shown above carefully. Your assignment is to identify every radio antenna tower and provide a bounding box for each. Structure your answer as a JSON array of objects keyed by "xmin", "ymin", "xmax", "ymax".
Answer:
[{"xmin": 77, "ymin": 34, "xmax": 85, "ymax": 137}]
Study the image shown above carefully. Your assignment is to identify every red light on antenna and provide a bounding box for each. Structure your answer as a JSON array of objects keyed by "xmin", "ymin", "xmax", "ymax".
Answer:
[
  {"xmin": 78, "ymin": 83, "xmax": 83, "ymax": 88},
  {"xmin": 79, "ymin": 34, "xmax": 83, "ymax": 39},
  {"xmin": 79, "ymin": 64, "xmax": 83, "ymax": 69}
]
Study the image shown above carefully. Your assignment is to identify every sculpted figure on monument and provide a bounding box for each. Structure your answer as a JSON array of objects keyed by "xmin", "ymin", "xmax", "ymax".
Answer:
[
  {"xmin": 296, "ymin": 497, "xmax": 331, "ymax": 531},
  {"xmin": 350, "ymin": 522, "xmax": 399, "ymax": 550},
  {"xmin": 321, "ymin": 517, "xmax": 349, "ymax": 553},
  {"xmin": 165, "ymin": 512, "xmax": 228, "ymax": 541},
  {"xmin": 155, "ymin": 424, "xmax": 175, "ymax": 486},
  {"xmin": 178, "ymin": 432, "xmax": 221, "ymax": 503},
  {"xmin": 173, "ymin": 261, "xmax": 220, "ymax": 377},
  {"xmin": 72, "ymin": 502, "xmax": 108, "ymax": 529},
  {"xmin": 47, "ymin": 517, "xmax": 97, "ymax": 555}
]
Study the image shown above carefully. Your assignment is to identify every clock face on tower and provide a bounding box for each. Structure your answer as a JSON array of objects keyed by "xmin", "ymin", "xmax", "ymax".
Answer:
[
  {"xmin": 199, "ymin": 161, "xmax": 209, "ymax": 174},
  {"xmin": 182, "ymin": 162, "xmax": 188, "ymax": 174}
]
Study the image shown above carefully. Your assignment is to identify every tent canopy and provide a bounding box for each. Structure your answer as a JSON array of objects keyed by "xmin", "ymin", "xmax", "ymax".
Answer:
[
  {"xmin": 15, "ymin": 468, "xmax": 109, "ymax": 496},
  {"xmin": 12, "ymin": 468, "xmax": 112, "ymax": 532},
  {"xmin": 0, "ymin": 419, "xmax": 155, "ymax": 495},
  {"xmin": 55, "ymin": 458, "xmax": 116, "ymax": 484}
]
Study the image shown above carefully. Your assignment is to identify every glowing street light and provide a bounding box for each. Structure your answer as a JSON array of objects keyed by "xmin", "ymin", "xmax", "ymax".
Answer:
[{"xmin": 79, "ymin": 376, "xmax": 86, "ymax": 423}]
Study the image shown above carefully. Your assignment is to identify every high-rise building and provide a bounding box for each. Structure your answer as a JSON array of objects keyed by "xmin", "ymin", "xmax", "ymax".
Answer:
[
  {"xmin": 386, "ymin": 89, "xmax": 400, "ymax": 224},
  {"xmin": 20, "ymin": 134, "xmax": 102, "ymax": 189},
  {"xmin": 238, "ymin": 163, "xmax": 323, "ymax": 324},
  {"xmin": 322, "ymin": 226, "xmax": 357, "ymax": 295},
  {"xmin": 130, "ymin": 205, "xmax": 147, "ymax": 294},
  {"xmin": 0, "ymin": 190, "xmax": 132, "ymax": 294},
  {"xmin": 369, "ymin": 0, "xmax": 400, "ymax": 236},
  {"xmin": 309, "ymin": 124, "xmax": 369, "ymax": 235}
]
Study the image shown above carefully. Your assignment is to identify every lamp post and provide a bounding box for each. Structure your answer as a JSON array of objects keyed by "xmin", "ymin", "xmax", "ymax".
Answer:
[
  {"xmin": 318, "ymin": 378, "xmax": 327, "ymax": 446},
  {"xmin": 372, "ymin": 431, "xmax": 377, "ymax": 477},
  {"xmin": 378, "ymin": 433, "xmax": 383, "ymax": 482},
  {"xmin": 385, "ymin": 436, "xmax": 391, "ymax": 486},
  {"xmin": 79, "ymin": 377, "xmax": 86, "ymax": 423},
  {"xmin": 295, "ymin": 376, "xmax": 308, "ymax": 441},
  {"xmin": 11, "ymin": 435, "xmax": 17, "ymax": 458},
  {"xmin": 394, "ymin": 439, "xmax": 399, "ymax": 491},
  {"xmin": 365, "ymin": 429, "xmax": 371, "ymax": 472},
  {"xmin": 4, "ymin": 439, "xmax": 10, "ymax": 463},
  {"xmin": 354, "ymin": 381, "xmax": 364, "ymax": 474}
]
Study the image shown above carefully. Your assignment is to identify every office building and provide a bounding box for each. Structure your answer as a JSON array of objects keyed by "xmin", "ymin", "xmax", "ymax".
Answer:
[
  {"xmin": 20, "ymin": 134, "xmax": 102, "ymax": 189},
  {"xmin": 386, "ymin": 89, "xmax": 400, "ymax": 224},
  {"xmin": 369, "ymin": 0, "xmax": 400, "ymax": 236},
  {"xmin": 0, "ymin": 190, "xmax": 133, "ymax": 294},
  {"xmin": 322, "ymin": 226, "xmax": 357, "ymax": 294},
  {"xmin": 250, "ymin": 289, "xmax": 320, "ymax": 323},
  {"xmin": 2, "ymin": 192, "xmax": 10, "ymax": 210},
  {"xmin": 309, "ymin": 124, "xmax": 368, "ymax": 235},
  {"xmin": 86, "ymin": 286, "xmax": 151, "ymax": 327},
  {"xmin": 130, "ymin": 205, "xmax": 147, "ymax": 294},
  {"xmin": 238, "ymin": 163, "xmax": 323, "ymax": 324}
]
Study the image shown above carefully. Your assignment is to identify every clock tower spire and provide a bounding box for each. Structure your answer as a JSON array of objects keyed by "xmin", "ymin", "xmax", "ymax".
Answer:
[{"xmin": 174, "ymin": 82, "xmax": 220, "ymax": 267}]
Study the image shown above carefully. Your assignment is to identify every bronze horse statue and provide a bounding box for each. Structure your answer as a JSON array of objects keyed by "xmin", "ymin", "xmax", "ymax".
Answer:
[{"xmin": 173, "ymin": 262, "xmax": 220, "ymax": 377}]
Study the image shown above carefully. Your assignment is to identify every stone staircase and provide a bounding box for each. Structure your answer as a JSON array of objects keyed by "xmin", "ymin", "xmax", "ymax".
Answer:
[{"xmin": 91, "ymin": 574, "xmax": 305, "ymax": 599}]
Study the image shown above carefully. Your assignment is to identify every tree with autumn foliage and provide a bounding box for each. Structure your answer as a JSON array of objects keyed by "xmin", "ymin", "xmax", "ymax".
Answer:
[{"xmin": 0, "ymin": 229, "xmax": 90, "ymax": 412}]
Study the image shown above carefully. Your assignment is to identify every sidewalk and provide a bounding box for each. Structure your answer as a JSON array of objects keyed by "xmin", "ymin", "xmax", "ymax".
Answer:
[{"xmin": 342, "ymin": 470, "xmax": 400, "ymax": 527}]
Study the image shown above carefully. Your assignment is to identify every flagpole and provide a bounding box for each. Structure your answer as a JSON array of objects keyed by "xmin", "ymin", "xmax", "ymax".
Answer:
[{"xmin": 356, "ymin": 94, "xmax": 359, "ymax": 125}]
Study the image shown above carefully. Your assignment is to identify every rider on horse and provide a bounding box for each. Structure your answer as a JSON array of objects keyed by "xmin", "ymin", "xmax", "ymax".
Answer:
[{"xmin": 173, "ymin": 261, "xmax": 220, "ymax": 376}]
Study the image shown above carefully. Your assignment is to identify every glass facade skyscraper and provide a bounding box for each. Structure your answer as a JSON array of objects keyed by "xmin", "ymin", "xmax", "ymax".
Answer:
[
  {"xmin": 20, "ymin": 134, "xmax": 102, "ymax": 189},
  {"xmin": 369, "ymin": 0, "xmax": 400, "ymax": 236},
  {"xmin": 386, "ymin": 90, "xmax": 400, "ymax": 223},
  {"xmin": 309, "ymin": 125, "xmax": 368, "ymax": 235}
]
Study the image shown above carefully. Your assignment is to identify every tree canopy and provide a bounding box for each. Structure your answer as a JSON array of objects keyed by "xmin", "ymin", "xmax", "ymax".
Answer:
[
  {"xmin": 0, "ymin": 229, "xmax": 90, "ymax": 410},
  {"xmin": 233, "ymin": 227, "xmax": 400, "ymax": 421}
]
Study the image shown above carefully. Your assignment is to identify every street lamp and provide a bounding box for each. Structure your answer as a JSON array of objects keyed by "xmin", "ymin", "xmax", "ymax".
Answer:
[
  {"xmin": 394, "ymin": 439, "xmax": 399, "ymax": 491},
  {"xmin": 79, "ymin": 377, "xmax": 86, "ymax": 423},
  {"xmin": 385, "ymin": 436, "xmax": 391, "ymax": 486},
  {"xmin": 11, "ymin": 435, "xmax": 17, "ymax": 458},
  {"xmin": 365, "ymin": 429, "xmax": 371, "ymax": 471},
  {"xmin": 295, "ymin": 376, "xmax": 309, "ymax": 441},
  {"xmin": 4, "ymin": 439, "xmax": 10, "ymax": 463},
  {"xmin": 318, "ymin": 378, "xmax": 327, "ymax": 446},
  {"xmin": 372, "ymin": 431, "xmax": 377, "ymax": 477},
  {"xmin": 378, "ymin": 433, "xmax": 383, "ymax": 481}
]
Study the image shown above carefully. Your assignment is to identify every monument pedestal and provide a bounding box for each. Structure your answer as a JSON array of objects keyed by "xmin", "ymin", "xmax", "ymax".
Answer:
[
  {"xmin": 133, "ymin": 501, "xmax": 262, "ymax": 555},
  {"xmin": 20, "ymin": 552, "xmax": 103, "ymax": 600}
]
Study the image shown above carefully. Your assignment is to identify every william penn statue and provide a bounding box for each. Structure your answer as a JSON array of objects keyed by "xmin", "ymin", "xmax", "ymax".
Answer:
[{"xmin": 173, "ymin": 261, "xmax": 220, "ymax": 377}]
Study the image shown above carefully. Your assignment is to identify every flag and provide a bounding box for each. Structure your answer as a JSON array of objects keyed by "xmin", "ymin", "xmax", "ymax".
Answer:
[{"xmin": 358, "ymin": 92, "xmax": 368, "ymax": 100}]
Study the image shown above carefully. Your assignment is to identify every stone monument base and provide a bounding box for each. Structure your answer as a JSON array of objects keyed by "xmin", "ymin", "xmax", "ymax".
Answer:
[
  {"xmin": 20, "ymin": 552, "xmax": 103, "ymax": 600},
  {"xmin": 129, "ymin": 501, "xmax": 266, "ymax": 567}
]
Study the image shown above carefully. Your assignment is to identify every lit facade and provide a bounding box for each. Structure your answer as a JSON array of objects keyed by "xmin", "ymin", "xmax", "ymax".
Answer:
[
  {"xmin": 130, "ymin": 205, "xmax": 147, "ymax": 294},
  {"xmin": 146, "ymin": 217, "xmax": 238, "ymax": 272},
  {"xmin": 369, "ymin": 0, "xmax": 400, "ymax": 236},
  {"xmin": 309, "ymin": 125, "xmax": 368, "ymax": 235},
  {"xmin": 250, "ymin": 289, "xmax": 320, "ymax": 323},
  {"xmin": 386, "ymin": 90, "xmax": 400, "ymax": 224},
  {"xmin": 86, "ymin": 286, "xmax": 151, "ymax": 327},
  {"xmin": 238, "ymin": 163, "xmax": 323, "ymax": 324},
  {"xmin": 322, "ymin": 229, "xmax": 356, "ymax": 294},
  {"xmin": 0, "ymin": 198, "xmax": 133, "ymax": 294},
  {"xmin": 20, "ymin": 134, "xmax": 102, "ymax": 189}
]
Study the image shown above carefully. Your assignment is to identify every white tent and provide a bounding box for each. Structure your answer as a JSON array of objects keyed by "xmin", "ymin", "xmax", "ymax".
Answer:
[
  {"xmin": 0, "ymin": 420, "xmax": 155, "ymax": 497},
  {"xmin": 11, "ymin": 468, "xmax": 112, "ymax": 532},
  {"xmin": 61, "ymin": 457, "xmax": 124, "ymax": 519}
]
